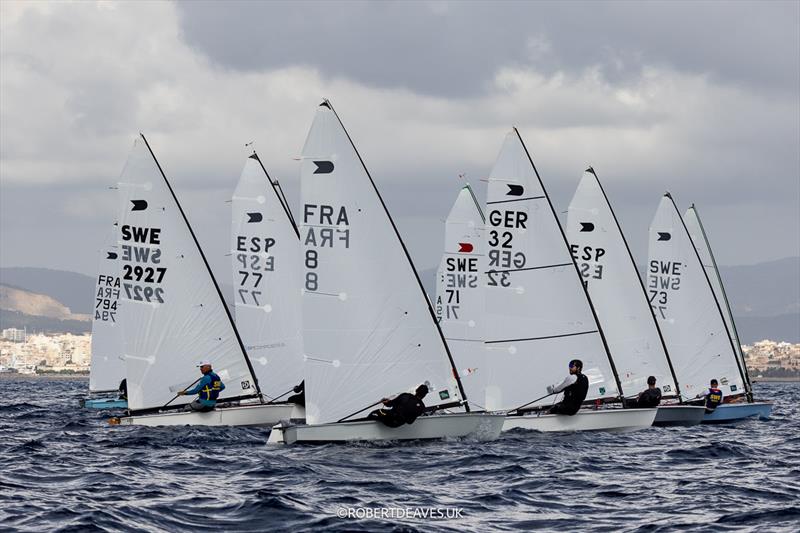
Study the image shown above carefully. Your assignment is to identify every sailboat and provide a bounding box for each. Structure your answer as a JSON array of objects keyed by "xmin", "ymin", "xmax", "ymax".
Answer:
[
  {"xmin": 565, "ymin": 169, "xmax": 704, "ymax": 426},
  {"xmin": 230, "ymin": 152, "xmax": 305, "ymax": 417},
  {"xmin": 683, "ymin": 204, "xmax": 772, "ymax": 422},
  {"xmin": 110, "ymin": 134, "xmax": 299, "ymax": 427},
  {"xmin": 647, "ymin": 194, "xmax": 771, "ymax": 424},
  {"xmin": 483, "ymin": 130, "xmax": 656, "ymax": 432},
  {"xmin": 268, "ymin": 101, "xmax": 504, "ymax": 444},
  {"xmin": 434, "ymin": 184, "xmax": 487, "ymax": 404},
  {"xmin": 82, "ymin": 222, "xmax": 128, "ymax": 409}
]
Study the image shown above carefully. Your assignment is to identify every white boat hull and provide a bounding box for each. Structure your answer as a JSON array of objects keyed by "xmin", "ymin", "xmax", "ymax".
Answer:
[
  {"xmin": 267, "ymin": 412, "xmax": 505, "ymax": 445},
  {"xmin": 503, "ymin": 407, "xmax": 657, "ymax": 433},
  {"xmin": 117, "ymin": 403, "xmax": 304, "ymax": 427},
  {"xmin": 653, "ymin": 405, "xmax": 706, "ymax": 426}
]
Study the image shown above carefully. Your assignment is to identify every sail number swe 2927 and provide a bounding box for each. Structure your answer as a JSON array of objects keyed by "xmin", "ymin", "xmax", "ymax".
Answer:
[{"xmin": 120, "ymin": 225, "xmax": 166, "ymax": 304}]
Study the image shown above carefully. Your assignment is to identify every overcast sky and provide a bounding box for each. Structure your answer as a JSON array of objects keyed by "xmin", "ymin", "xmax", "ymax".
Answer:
[{"xmin": 1, "ymin": 1, "xmax": 798, "ymax": 281}]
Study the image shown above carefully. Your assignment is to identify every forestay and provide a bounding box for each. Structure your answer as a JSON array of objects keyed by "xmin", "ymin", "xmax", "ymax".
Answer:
[
  {"xmin": 300, "ymin": 102, "xmax": 464, "ymax": 425},
  {"xmin": 683, "ymin": 205, "xmax": 750, "ymax": 396},
  {"xmin": 231, "ymin": 154, "xmax": 303, "ymax": 398},
  {"xmin": 566, "ymin": 170, "xmax": 678, "ymax": 398},
  {"xmin": 646, "ymin": 195, "xmax": 745, "ymax": 399},
  {"xmin": 434, "ymin": 185, "xmax": 486, "ymax": 403},
  {"xmin": 89, "ymin": 223, "xmax": 125, "ymax": 393},
  {"xmin": 117, "ymin": 135, "xmax": 261, "ymax": 412},
  {"xmin": 483, "ymin": 130, "xmax": 619, "ymax": 411}
]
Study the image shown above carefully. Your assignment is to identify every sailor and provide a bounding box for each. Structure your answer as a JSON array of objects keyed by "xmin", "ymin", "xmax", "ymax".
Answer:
[
  {"xmin": 367, "ymin": 384, "xmax": 429, "ymax": 428},
  {"xmin": 546, "ymin": 359, "xmax": 589, "ymax": 416},
  {"xmin": 631, "ymin": 376, "xmax": 662, "ymax": 408},
  {"xmin": 177, "ymin": 361, "xmax": 225, "ymax": 412},
  {"xmin": 701, "ymin": 379, "xmax": 723, "ymax": 413},
  {"xmin": 118, "ymin": 378, "xmax": 128, "ymax": 401},
  {"xmin": 286, "ymin": 380, "xmax": 305, "ymax": 406}
]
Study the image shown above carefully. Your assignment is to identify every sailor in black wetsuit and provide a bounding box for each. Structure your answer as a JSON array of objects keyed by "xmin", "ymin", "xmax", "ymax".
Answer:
[
  {"xmin": 287, "ymin": 381, "xmax": 305, "ymax": 406},
  {"xmin": 367, "ymin": 384, "xmax": 429, "ymax": 428},
  {"xmin": 631, "ymin": 376, "xmax": 662, "ymax": 408},
  {"xmin": 546, "ymin": 359, "xmax": 589, "ymax": 416}
]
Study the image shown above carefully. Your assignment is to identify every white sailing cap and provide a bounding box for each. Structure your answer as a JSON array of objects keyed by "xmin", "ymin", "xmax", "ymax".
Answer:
[{"xmin": 197, "ymin": 361, "xmax": 213, "ymax": 367}]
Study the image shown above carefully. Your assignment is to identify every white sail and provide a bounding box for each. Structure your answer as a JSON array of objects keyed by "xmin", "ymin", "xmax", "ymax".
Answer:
[
  {"xmin": 434, "ymin": 185, "xmax": 486, "ymax": 404},
  {"xmin": 231, "ymin": 154, "xmax": 304, "ymax": 398},
  {"xmin": 483, "ymin": 131, "xmax": 619, "ymax": 411},
  {"xmin": 566, "ymin": 170, "xmax": 678, "ymax": 398},
  {"xmin": 683, "ymin": 205, "xmax": 750, "ymax": 395},
  {"xmin": 646, "ymin": 194, "xmax": 745, "ymax": 399},
  {"xmin": 89, "ymin": 223, "xmax": 125, "ymax": 393},
  {"xmin": 117, "ymin": 135, "xmax": 260, "ymax": 412},
  {"xmin": 300, "ymin": 101, "xmax": 464, "ymax": 425}
]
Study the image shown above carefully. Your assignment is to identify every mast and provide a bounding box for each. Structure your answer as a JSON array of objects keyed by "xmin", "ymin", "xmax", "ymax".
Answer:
[
  {"xmin": 587, "ymin": 168, "xmax": 683, "ymax": 401},
  {"xmin": 323, "ymin": 100, "xmax": 470, "ymax": 410},
  {"xmin": 513, "ymin": 130, "xmax": 624, "ymax": 400},
  {"xmin": 665, "ymin": 193, "xmax": 749, "ymax": 401},
  {"xmin": 138, "ymin": 133, "xmax": 263, "ymax": 401},
  {"xmin": 465, "ymin": 183, "xmax": 486, "ymax": 223},
  {"xmin": 250, "ymin": 152, "xmax": 300, "ymax": 239},
  {"xmin": 688, "ymin": 204, "xmax": 753, "ymax": 401}
]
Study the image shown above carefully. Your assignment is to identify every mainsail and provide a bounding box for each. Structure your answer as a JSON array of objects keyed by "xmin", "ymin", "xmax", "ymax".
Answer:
[
  {"xmin": 483, "ymin": 130, "xmax": 620, "ymax": 411},
  {"xmin": 117, "ymin": 135, "xmax": 261, "ymax": 412},
  {"xmin": 89, "ymin": 223, "xmax": 125, "ymax": 393},
  {"xmin": 566, "ymin": 169, "xmax": 679, "ymax": 398},
  {"xmin": 300, "ymin": 101, "xmax": 466, "ymax": 424},
  {"xmin": 647, "ymin": 194, "xmax": 745, "ymax": 399},
  {"xmin": 434, "ymin": 185, "xmax": 486, "ymax": 404},
  {"xmin": 231, "ymin": 153, "xmax": 303, "ymax": 398},
  {"xmin": 683, "ymin": 205, "xmax": 751, "ymax": 398}
]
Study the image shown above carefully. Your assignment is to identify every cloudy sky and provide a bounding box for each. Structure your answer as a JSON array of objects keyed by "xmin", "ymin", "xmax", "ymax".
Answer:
[{"xmin": 1, "ymin": 1, "xmax": 798, "ymax": 281}]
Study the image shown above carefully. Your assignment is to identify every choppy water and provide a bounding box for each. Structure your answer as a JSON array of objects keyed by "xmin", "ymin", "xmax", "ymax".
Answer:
[{"xmin": 1, "ymin": 378, "xmax": 798, "ymax": 532}]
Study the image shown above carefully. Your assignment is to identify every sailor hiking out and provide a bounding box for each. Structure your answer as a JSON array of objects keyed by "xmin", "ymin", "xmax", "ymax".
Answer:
[
  {"xmin": 546, "ymin": 359, "xmax": 589, "ymax": 416},
  {"xmin": 178, "ymin": 362, "xmax": 225, "ymax": 412},
  {"xmin": 367, "ymin": 384, "xmax": 429, "ymax": 428}
]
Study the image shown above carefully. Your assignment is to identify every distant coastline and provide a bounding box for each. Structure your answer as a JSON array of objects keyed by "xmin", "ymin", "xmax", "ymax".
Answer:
[
  {"xmin": 0, "ymin": 373, "xmax": 88, "ymax": 380},
  {"xmin": 752, "ymin": 377, "xmax": 800, "ymax": 383}
]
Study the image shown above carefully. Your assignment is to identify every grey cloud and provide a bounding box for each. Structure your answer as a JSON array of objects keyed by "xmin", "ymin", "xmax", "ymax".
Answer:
[{"xmin": 176, "ymin": 0, "xmax": 799, "ymax": 97}]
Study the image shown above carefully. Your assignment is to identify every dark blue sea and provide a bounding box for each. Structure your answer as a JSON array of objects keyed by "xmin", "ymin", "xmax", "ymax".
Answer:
[{"xmin": 1, "ymin": 378, "xmax": 798, "ymax": 532}]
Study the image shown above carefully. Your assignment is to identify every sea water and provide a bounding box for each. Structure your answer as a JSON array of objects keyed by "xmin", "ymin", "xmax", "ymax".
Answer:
[{"xmin": 1, "ymin": 378, "xmax": 797, "ymax": 532}]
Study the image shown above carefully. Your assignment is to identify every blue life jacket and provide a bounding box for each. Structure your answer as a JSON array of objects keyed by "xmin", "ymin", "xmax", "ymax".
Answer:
[
  {"xmin": 705, "ymin": 387, "xmax": 723, "ymax": 411},
  {"xmin": 199, "ymin": 372, "xmax": 224, "ymax": 403}
]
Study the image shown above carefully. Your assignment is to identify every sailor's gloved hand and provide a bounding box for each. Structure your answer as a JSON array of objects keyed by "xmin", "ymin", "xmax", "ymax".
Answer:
[
  {"xmin": 546, "ymin": 385, "xmax": 554, "ymax": 395},
  {"xmin": 177, "ymin": 391, "xmax": 185, "ymax": 396}
]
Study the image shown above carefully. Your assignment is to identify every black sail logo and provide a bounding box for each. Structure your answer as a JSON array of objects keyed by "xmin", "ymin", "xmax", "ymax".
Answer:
[
  {"xmin": 131, "ymin": 200, "xmax": 148, "ymax": 211},
  {"xmin": 580, "ymin": 222, "xmax": 595, "ymax": 232},
  {"xmin": 107, "ymin": 252, "xmax": 118, "ymax": 260},
  {"xmin": 506, "ymin": 184, "xmax": 524, "ymax": 196},
  {"xmin": 313, "ymin": 161, "xmax": 334, "ymax": 174},
  {"xmin": 657, "ymin": 232, "xmax": 671, "ymax": 241},
  {"xmin": 247, "ymin": 212, "xmax": 263, "ymax": 223}
]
